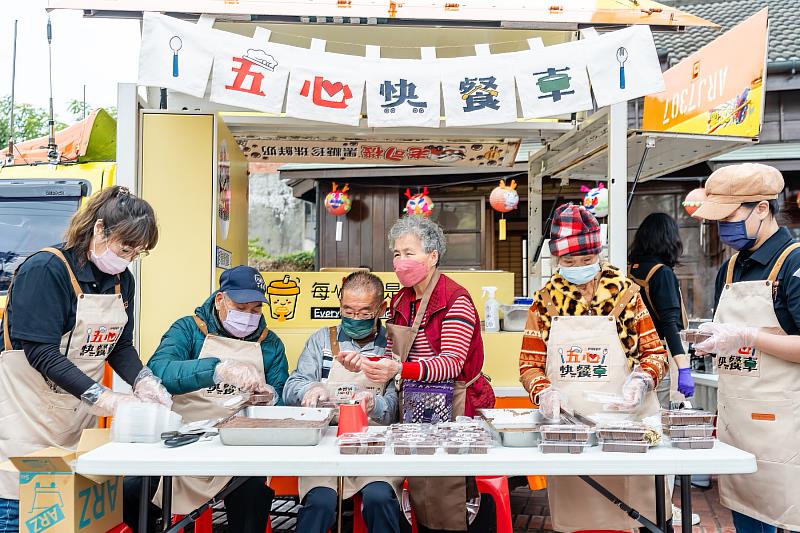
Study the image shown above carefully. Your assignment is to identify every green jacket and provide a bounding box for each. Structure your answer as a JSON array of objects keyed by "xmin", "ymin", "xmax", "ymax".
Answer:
[{"xmin": 148, "ymin": 292, "xmax": 288, "ymax": 402}]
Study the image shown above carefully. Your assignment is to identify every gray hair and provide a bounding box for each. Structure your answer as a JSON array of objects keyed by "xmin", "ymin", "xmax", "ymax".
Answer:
[
  {"xmin": 388, "ymin": 215, "xmax": 447, "ymax": 260},
  {"xmin": 341, "ymin": 271, "xmax": 384, "ymax": 303}
]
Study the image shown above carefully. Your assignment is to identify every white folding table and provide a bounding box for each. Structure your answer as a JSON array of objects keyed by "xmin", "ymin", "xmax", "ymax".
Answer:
[{"xmin": 76, "ymin": 430, "xmax": 756, "ymax": 533}]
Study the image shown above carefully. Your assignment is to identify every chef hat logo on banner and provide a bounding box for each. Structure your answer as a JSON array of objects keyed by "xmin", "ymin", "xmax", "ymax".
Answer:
[
  {"xmin": 243, "ymin": 49, "xmax": 278, "ymax": 71},
  {"xmin": 139, "ymin": 12, "xmax": 216, "ymax": 98},
  {"xmin": 209, "ymin": 34, "xmax": 291, "ymax": 114}
]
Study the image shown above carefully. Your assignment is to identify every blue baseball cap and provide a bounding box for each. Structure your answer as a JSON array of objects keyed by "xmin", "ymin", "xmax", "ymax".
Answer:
[{"xmin": 219, "ymin": 266, "xmax": 268, "ymax": 304}]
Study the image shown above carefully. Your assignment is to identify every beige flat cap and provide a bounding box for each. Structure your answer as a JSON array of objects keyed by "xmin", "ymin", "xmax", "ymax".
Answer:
[{"xmin": 693, "ymin": 163, "xmax": 784, "ymax": 221}]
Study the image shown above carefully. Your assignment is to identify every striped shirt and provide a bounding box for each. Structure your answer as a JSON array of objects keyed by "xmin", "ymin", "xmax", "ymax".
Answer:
[{"xmin": 387, "ymin": 295, "xmax": 478, "ymax": 381}]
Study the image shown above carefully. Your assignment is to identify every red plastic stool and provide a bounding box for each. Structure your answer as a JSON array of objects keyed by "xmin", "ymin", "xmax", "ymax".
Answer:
[
  {"xmin": 106, "ymin": 525, "xmax": 133, "ymax": 533},
  {"xmin": 475, "ymin": 476, "xmax": 513, "ymax": 533},
  {"xmin": 172, "ymin": 508, "xmax": 213, "ymax": 533}
]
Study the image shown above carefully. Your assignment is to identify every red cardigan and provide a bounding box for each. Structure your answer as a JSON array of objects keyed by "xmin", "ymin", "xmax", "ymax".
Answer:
[{"xmin": 389, "ymin": 274, "xmax": 488, "ymax": 416}]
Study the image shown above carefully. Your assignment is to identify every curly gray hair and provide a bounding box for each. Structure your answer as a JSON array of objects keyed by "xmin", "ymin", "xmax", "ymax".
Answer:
[{"xmin": 388, "ymin": 215, "xmax": 447, "ymax": 262}]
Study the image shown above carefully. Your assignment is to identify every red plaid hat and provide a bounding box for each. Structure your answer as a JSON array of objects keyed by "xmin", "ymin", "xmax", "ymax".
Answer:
[{"xmin": 549, "ymin": 203, "xmax": 602, "ymax": 257}]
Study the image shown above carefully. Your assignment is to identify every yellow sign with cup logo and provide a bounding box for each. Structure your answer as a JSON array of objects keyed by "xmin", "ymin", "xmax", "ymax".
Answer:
[
  {"xmin": 259, "ymin": 271, "xmax": 514, "ymax": 330},
  {"xmin": 266, "ymin": 275, "xmax": 302, "ymax": 322}
]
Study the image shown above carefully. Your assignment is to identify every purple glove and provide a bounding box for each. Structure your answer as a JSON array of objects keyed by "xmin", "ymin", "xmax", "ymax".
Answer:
[{"xmin": 677, "ymin": 367, "xmax": 694, "ymax": 397}]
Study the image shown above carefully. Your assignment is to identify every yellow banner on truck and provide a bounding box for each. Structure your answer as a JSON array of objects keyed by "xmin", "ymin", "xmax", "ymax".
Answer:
[
  {"xmin": 643, "ymin": 8, "xmax": 768, "ymax": 138},
  {"xmin": 261, "ymin": 270, "xmax": 514, "ymax": 329}
]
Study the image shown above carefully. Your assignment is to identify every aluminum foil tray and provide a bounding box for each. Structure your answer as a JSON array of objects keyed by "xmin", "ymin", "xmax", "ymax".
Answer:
[{"xmin": 216, "ymin": 406, "xmax": 333, "ymax": 446}]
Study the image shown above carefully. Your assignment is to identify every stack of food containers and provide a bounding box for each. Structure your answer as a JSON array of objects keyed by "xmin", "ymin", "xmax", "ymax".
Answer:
[
  {"xmin": 662, "ymin": 409, "xmax": 716, "ymax": 450},
  {"xmin": 338, "ymin": 421, "xmax": 495, "ymax": 455},
  {"xmin": 337, "ymin": 431, "xmax": 389, "ymax": 455},
  {"xmin": 596, "ymin": 421, "xmax": 653, "ymax": 454},
  {"xmin": 539, "ymin": 424, "xmax": 594, "ymax": 454},
  {"xmin": 437, "ymin": 421, "xmax": 494, "ymax": 455}
]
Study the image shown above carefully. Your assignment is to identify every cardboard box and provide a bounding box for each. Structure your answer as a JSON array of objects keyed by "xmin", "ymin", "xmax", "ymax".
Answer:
[{"xmin": 9, "ymin": 429, "xmax": 122, "ymax": 533}]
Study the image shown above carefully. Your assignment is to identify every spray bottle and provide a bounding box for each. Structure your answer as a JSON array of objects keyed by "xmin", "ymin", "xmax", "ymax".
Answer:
[{"xmin": 481, "ymin": 286, "xmax": 500, "ymax": 332}]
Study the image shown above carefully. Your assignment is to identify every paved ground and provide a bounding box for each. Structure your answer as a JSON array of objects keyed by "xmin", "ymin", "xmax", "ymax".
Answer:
[
  {"xmin": 509, "ymin": 479, "xmax": 733, "ymax": 533},
  {"xmin": 208, "ymin": 477, "xmax": 731, "ymax": 532}
]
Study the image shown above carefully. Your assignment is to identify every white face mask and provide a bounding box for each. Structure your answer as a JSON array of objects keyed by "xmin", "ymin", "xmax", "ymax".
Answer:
[{"xmin": 559, "ymin": 262, "xmax": 601, "ymax": 285}]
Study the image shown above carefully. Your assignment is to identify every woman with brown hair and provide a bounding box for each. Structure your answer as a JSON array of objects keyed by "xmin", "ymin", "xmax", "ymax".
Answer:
[{"xmin": 0, "ymin": 186, "xmax": 169, "ymax": 533}]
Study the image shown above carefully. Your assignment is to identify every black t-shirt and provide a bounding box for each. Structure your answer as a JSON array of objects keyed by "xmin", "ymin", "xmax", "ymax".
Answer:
[
  {"xmin": 1, "ymin": 245, "xmax": 142, "ymax": 397},
  {"xmin": 629, "ymin": 256, "xmax": 685, "ymax": 356},
  {"xmin": 714, "ymin": 227, "xmax": 800, "ymax": 335}
]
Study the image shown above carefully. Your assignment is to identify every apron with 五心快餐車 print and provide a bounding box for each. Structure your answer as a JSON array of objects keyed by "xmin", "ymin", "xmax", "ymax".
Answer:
[
  {"xmin": 714, "ymin": 243, "xmax": 800, "ymax": 531},
  {"xmin": 0, "ymin": 248, "xmax": 127, "ymax": 499},
  {"xmin": 540, "ymin": 284, "xmax": 669, "ymax": 532}
]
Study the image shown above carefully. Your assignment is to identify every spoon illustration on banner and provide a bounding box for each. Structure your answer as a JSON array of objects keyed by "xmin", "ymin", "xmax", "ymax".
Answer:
[
  {"xmin": 616, "ymin": 47, "xmax": 628, "ymax": 90},
  {"xmin": 169, "ymin": 35, "xmax": 183, "ymax": 77}
]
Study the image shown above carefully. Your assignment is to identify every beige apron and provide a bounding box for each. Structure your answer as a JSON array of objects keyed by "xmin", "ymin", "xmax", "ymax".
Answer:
[
  {"xmin": 156, "ymin": 315, "xmax": 268, "ymax": 515},
  {"xmin": 540, "ymin": 284, "xmax": 669, "ymax": 532},
  {"xmin": 714, "ymin": 243, "xmax": 800, "ymax": 530},
  {"xmin": 298, "ymin": 327, "xmax": 403, "ymax": 501},
  {"xmin": 630, "ymin": 263, "xmax": 689, "ymax": 404},
  {"xmin": 0, "ymin": 248, "xmax": 127, "ymax": 499},
  {"xmin": 388, "ymin": 272, "xmax": 476, "ymax": 531}
]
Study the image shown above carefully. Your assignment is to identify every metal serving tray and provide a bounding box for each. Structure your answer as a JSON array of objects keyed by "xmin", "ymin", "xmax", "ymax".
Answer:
[
  {"xmin": 498, "ymin": 428, "xmax": 541, "ymax": 447},
  {"xmin": 216, "ymin": 406, "xmax": 334, "ymax": 446},
  {"xmin": 484, "ymin": 410, "xmax": 598, "ymax": 448},
  {"xmin": 478, "ymin": 408, "xmax": 543, "ymax": 430}
]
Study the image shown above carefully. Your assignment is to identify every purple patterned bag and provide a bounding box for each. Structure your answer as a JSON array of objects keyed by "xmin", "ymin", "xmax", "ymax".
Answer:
[{"xmin": 402, "ymin": 379, "xmax": 455, "ymax": 423}]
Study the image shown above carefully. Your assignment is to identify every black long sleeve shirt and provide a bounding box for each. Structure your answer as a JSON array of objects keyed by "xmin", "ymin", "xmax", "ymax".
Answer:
[
  {"xmin": 713, "ymin": 227, "xmax": 800, "ymax": 335},
  {"xmin": 0, "ymin": 245, "xmax": 143, "ymax": 398},
  {"xmin": 629, "ymin": 256, "xmax": 686, "ymax": 356}
]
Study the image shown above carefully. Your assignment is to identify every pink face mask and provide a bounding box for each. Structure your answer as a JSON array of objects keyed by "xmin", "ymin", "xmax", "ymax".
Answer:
[
  {"xmin": 90, "ymin": 240, "xmax": 131, "ymax": 275},
  {"xmin": 393, "ymin": 257, "xmax": 430, "ymax": 287}
]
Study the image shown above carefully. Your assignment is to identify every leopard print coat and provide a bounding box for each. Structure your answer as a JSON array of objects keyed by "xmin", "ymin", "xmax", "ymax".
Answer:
[{"xmin": 519, "ymin": 263, "xmax": 668, "ymax": 402}]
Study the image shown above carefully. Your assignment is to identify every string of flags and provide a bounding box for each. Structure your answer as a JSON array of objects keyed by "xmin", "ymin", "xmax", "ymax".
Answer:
[{"xmin": 139, "ymin": 12, "xmax": 666, "ymax": 128}]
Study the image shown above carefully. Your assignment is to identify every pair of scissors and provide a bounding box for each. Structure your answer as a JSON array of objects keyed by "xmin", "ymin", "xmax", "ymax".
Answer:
[{"xmin": 161, "ymin": 430, "xmax": 216, "ymax": 448}]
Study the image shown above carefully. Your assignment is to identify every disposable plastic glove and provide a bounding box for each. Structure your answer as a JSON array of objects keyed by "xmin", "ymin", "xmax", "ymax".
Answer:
[
  {"xmin": 133, "ymin": 367, "xmax": 173, "ymax": 408},
  {"xmin": 536, "ymin": 387, "xmax": 563, "ymax": 420},
  {"xmin": 301, "ymin": 383, "xmax": 330, "ymax": 407},
  {"xmin": 81, "ymin": 383, "xmax": 143, "ymax": 417},
  {"xmin": 252, "ymin": 385, "xmax": 278, "ymax": 406},
  {"xmin": 694, "ymin": 322, "xmax": 759, "ymax": 357},
  {"xmin": 354, "ymin": 389, "xmax": 376, "ymax": 414},
  {"xmin": 213, "ymin": 360, "xmax": 269, "ymax": 393},
  {"xmin": 677, "ymin": 367, "xmax": 695, "ymax": 398},
  {"xmin": 608, "ymin": 367, "xmax": 654, "ymax": 412}
]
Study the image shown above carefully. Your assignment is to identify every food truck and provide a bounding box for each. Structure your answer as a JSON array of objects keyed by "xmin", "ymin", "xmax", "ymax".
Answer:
[
  {"xmin": 38, "ymin": 0, "xmax": 767, "ymax": 406},
  {"xmin": 0, "ymin": 109, "xmax": 118, "ymax": 302},
  {"xmin": 0, "ymin": 2, "xmax": 770, "ymax": 533}
]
